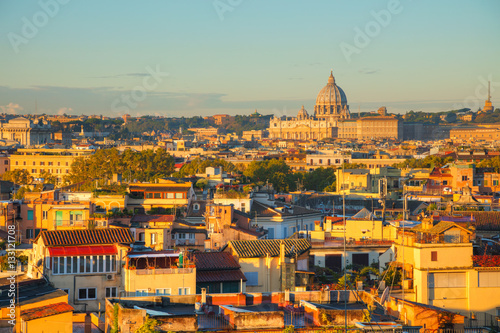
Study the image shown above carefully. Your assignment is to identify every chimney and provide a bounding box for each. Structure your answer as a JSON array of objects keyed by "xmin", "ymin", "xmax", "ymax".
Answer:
[
  {"xmin": 280, "ymin": 240, "xmax": 285, "ymax": 266},
  {"xmin": 201, "ymin": 288, "xmax": 207, "ymax": 305}
]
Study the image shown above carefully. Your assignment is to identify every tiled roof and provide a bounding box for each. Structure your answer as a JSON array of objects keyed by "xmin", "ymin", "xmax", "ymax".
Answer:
[
  {"xmin": 131, "ymin": 215, "xmax": 175, "ymax": 223},
  {"xmin": 412, "ymin": 221, "xmax": 471, "ymax": 235},
  {"xmin": 227, "ymin": 239, "xmax": 311, "ymax": 258},
  {"xmin": 197, "ymin": 269, "xmax": 247, "ymax": 283},
  {"xmin": 36, "ymin": 228, "xmax": 134, "ymax": 246},
  {"xmin": 21, "ymin": 302, "xmax": 73, "ymax": 321},
  {"xmin": 194, "ymin": 252, "xmax": 240, "ymax": 270},
  {"xmin": 251, "ymin": 201, "xmax": 320, "ymax": 218},
  {"xmin": 129, "ymin": 186, "xmax": 189, "ymax": 193}
]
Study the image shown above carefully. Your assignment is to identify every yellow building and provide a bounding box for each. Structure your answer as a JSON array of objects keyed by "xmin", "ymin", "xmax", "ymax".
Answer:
[
  {"xmin": 19, "ymin": 192, "xmax": 94, "ymax": 242},
  {"xmin": 9, "ymin": 148, "xmax": 94, "ymax": 184},
  {"xmin": 223, "ymin": 239, "xmax": 311, "ymax": 293},
  {"xmin": 29, "ymin": 229, "xmax": 134, "ymax": 312},
  {"xmin": 123, "ymin": 250, "xmax": 196, "ymax": 296},
  {"xmin": 92, "ymin": 194, "xmax": 127, "ymax": 213},
  {"xmin": 127, "ymin": 179, "xmax": 196, "ymax": 212},
  {"xmin": 393, "ymin": 219, "xmax": 500, "ymax": 316},
  {"xmin": 20, "ymin": 302, "xmax": 73, "ymax": 333}
]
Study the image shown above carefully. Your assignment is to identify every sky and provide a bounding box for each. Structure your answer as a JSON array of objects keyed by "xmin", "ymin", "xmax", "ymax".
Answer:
[{"xmin": 1, "ymin": 0, "xmax": 499, "ymax": 118}]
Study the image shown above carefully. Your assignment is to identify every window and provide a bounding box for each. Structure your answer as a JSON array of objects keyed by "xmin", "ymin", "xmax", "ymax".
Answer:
[
  {"xmin": 26, "ymin": 229, "xmax": 33, "ymax": 239},
  {"xmin": 136, "ymin": 289, "xmax": 148, "ymax": 296},
  {"xmin": 15, "ymin": 161, "xmax": 18, "ymax": 166},
  {"xmin": 153, "ymin": 193, "xmax": 161, "ymax": 199},
  {"xmin": 78, "ymin": 288, "xmax": 97, "ymax": 300},
  {"xmin": 48, "ymin": 162, "xmax": 53, "ymax": 166},
  {"xmin": 43, "ymin": 211, "xmax": 48, "ymax": 220},
  {"xmin": 156, "ymin": 288, "xmax": 171, "ymax": 295},
  {"xmin": 106, "ymin": 287, "xmax": 117, "ymax": 298},
  {"xmin": 462, "ymin": 175, "xmax": 468, "ymax": 181},
  {"xmin": 32, "ymin": 169, "xmax": 37, "ymax": 173},
  {"xmin": 431, "ymin": 251, "xmax": 438, "ymax": 261},
  {"xmin": 151, "ymin": 233, "xmax": 157, "ymax": 245},
  {"xmin": 167, "ymin": 193, "xmax": 174, "ymax": 199},
  {"xmin": 175, "ymin": 193, "xmax": 183, "ymax": 199},
  {"xmin": 178, "ymin": 287, "xmax": 190, "ymax": 295},
  {"xmin": 245, "ymin": 272, "xmax": 259, "ymax": 286},
  {"xmin": 40, "ymin": 161, "xmax": 45, "ymax": 166},
  {"xmin": 268, "ymin": 228, "xmax": 275, "ymax": 239},
  {"xmin": 479, "ymin": 271, "xmax": 500, "ymax": 287},
  {"xmin": 27, "ymin": 210, "xmax": 34, "ymax": 221},
  {"xmin": 145, "ymin": 193, "xmax": 153, "ymax": 199},
  {"xmin": 241, "ymin": 203, "xmax": 245, "ymax": 213}
]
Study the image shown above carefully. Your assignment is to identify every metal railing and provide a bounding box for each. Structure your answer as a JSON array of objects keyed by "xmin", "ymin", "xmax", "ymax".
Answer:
[{"xmin": 134, "ymin": 267, "xmax": 194, "ymax": 275}]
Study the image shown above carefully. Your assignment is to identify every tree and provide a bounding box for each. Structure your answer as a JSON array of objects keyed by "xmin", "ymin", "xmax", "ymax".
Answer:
[
  {"xmin": 65, "ymin": 148, "xmax": 175, "ymax": 188},
  {"xmin": 2, "ymin": 169, "xmax": 32, "ymax": 185},
  {"xmin": 301, "ymin": 167, "xmax": 336, "ymax": 192},
  {"xmin": 244, "ymin": 159, "xmax": 295, "ymax": 192},
  {"xmin": 38, "ymin": 170, "xmax": 58, "ymax": 185}
]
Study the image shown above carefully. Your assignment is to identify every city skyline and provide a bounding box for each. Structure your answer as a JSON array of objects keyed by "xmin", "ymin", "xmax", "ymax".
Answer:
[{"xmin": 1, "ymin": 0, "xmax": 499, "ymax": 117}]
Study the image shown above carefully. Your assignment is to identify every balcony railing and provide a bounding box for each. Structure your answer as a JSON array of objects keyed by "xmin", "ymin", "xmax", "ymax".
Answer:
[
  {"xmin": 133, "ymin": 267, "xmax": 194, "ymax": 275},
  {"xmin": 54, "ymin": 219, "xmax": 88, "ymax": 228}
]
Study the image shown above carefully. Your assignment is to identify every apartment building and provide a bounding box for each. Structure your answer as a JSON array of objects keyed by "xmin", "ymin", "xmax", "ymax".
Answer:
[
  {"xmin": 29, "ymin": 228, "xmax": 134, "ymax": 312},
  {"xmin": 9, "ymin": 148, "xmax": 94, "ymax": 184}
]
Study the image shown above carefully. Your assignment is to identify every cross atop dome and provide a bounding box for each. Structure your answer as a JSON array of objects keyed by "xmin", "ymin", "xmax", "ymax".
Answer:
[{"xmin": 328, "ymin": 70, "xmax": 335, "ymax": 85}]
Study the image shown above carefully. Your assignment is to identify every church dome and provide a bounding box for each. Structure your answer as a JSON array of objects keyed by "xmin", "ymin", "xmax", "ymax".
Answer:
[
  {"xmin": 297, "ymin": 105, "xmax": 309, "ymax": 120},
  {"xmin": 314, "ymin": 71, "xmax": 350, "ymax": 122},
  {"xmin": 315, "ymin": 71, "xmax": 348, "ymax": 106}
]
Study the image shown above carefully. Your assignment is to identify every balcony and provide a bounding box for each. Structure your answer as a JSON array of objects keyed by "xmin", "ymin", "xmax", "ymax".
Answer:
[
  {"xmin": 134, "ymin": 267, "xmax": 195, "ymax": 275},
  {"xmin": 396, "ymin": 233, "xmax": 471, "ymax": 245},
  {"xmin": 54, "ymin": 219, "xmax": 89, "ymax": 228}
]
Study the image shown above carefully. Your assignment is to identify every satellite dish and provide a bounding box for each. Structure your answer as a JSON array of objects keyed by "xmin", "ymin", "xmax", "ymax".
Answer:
[{"xmin": 380, "ymin": 287, "xmax": 390, "ymax": 305}]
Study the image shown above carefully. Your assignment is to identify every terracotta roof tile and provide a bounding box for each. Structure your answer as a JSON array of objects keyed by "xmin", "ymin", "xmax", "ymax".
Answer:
[
  {"xmin": 131, "ymin": 215, "xmax": 175, "ymax": 223},
  {"xmin": 228, "ymin": 239, "xmax": 311, "ymax": 258},
  {"xmin": 21, "ymin": 302, "xmax": 73, "ymax": 321},
  {"xmin": 197, "ymin": 269, "xmax": 247, "ymax": 283},
  {"xmin": 36, "ymin": 228, "xmax": 134, "ymax": 246},
  {"xmin": 194, "ymin": 252, "xmax": 240, "ymax": 270}
]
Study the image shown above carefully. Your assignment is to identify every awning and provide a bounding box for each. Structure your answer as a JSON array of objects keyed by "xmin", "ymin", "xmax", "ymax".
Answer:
[
  {"xmin": 48, "ymin": 245, "xmax": 117, "ymax": 257},
  {"xmin": 127, "ymin": 252, "xmax": 179, "ymax": 259}
]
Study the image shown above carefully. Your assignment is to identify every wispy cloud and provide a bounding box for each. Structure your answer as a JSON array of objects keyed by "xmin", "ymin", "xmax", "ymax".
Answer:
[
  {"xmin": 91, "ymin": 73, "xmax": 150, "ymax": 79},
  {"xmin": 358, "ymin": 68, "xmax": 379, "ymax": 75},
  {"xmin": 0, "ymin": 102, "xmax": 23, "ymax": 114}
]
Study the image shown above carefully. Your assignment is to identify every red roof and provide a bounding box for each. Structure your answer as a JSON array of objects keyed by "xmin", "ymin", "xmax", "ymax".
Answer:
[
  {"xmin": 36, "ymin": 228, "xmax": 134, "ymax": 246},
  {"xmin": 194, "ymin": 252, "xmax": 240, "ymax": 271},
  {"xmin": 21, "ymin": 302, "xmax": 73, "ymax": 321},
  {"xmin": 48, "ymin": 245, "xmax": 117, "ymax": 257},
  {"xmin": 197, "ymin": 270, "xmax": 247, "ymax": 283},
  {"xmin": 131, "ymin": 215, "xmax": 175, "ymax": 223}
]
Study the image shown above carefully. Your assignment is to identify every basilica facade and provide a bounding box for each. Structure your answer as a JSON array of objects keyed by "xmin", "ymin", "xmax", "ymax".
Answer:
[
  {"xmin": 268, "ymin": 71, "xmax": 350, "ymax": 140},
  {"xmin": 268, "ymin": 71, "xmax": 402, "ymax": 141}
]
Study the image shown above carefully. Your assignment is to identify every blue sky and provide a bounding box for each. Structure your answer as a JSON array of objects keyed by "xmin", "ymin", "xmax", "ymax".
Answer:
[{"xmin": 1, "ymin": 0, "xmax": 499, "ymax": 117}]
